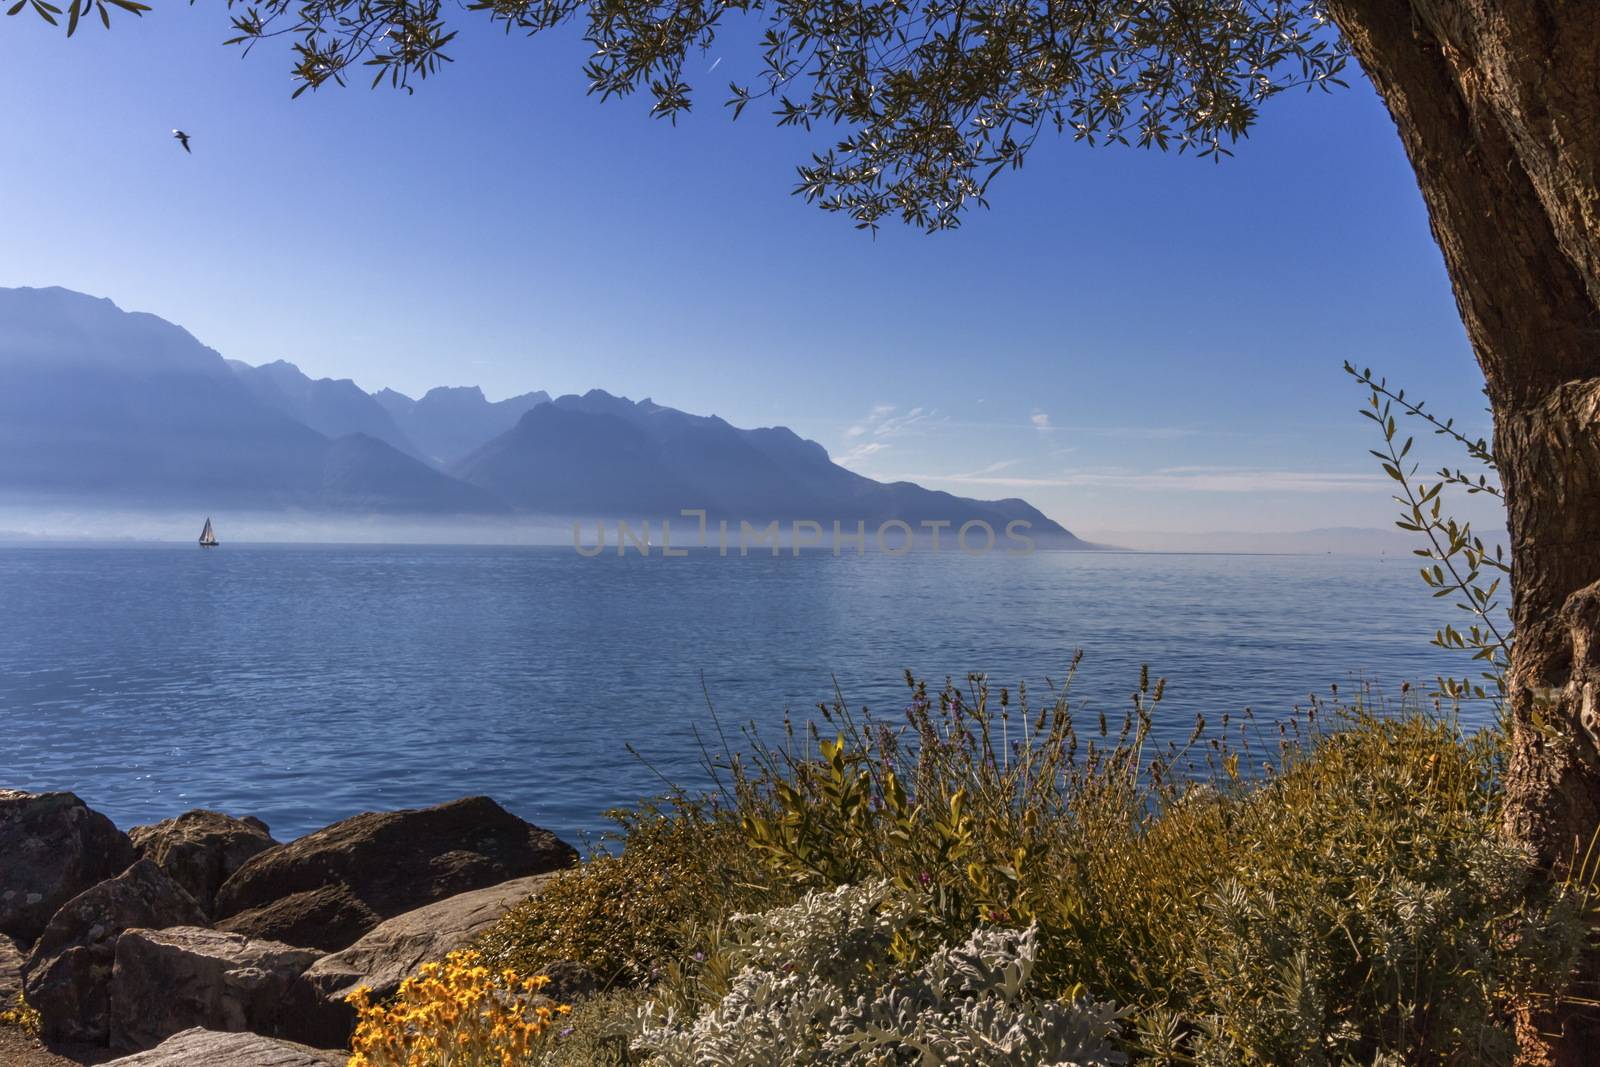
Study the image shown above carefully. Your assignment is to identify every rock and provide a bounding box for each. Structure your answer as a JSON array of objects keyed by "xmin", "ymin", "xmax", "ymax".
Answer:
[
  {"xmin": 0, "ymin": 933, "xmax": 23, "ymax": 1005},
  {"xmin": 213, "ymin": 884, "xmax": 380, "ymax": 957},
  {"xmin": 0, "ymin": 789, "xmax": 136, "ymax": 945},
  {"xmin": 128, "ymin": 812, "xmax": 277, "ymax": 916},
  {"xmin": 102, "ymin": 1027, "xmax": 344, "ymax": 1066},
  {"xmin": 108, "ymin": 927, "xmax": 321, "ymax": 1053},
  {"xmin": 22, "ymin": 859, "xmax": 208, "ymax": 1045},
  {"xmin": 283, "ymin": 873, "xmax": 555, "ymax": 1048},
  {"xmin": 213, "ymin": 796, "xmax": 577, "ymax": 952}
]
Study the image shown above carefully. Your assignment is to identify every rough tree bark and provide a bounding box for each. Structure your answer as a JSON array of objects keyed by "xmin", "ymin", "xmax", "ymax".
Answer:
[{"xmin": 1323, "ymin": 1, "xmax": 1600, "ymax": 1061}]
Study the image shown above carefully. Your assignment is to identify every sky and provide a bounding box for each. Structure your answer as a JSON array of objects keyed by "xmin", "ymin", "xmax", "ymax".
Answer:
[{"xmin": 0, "ymin": 8, "xmax": 1505, "ymax": 547}]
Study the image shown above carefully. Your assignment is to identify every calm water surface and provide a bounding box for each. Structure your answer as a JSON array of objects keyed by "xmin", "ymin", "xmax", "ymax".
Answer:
[{"xmin": 0, "ymin": 545, "xmax": 1489, "ymax": 843}]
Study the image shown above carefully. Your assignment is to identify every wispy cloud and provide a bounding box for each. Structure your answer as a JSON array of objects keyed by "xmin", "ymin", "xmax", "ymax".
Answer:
[
  {"xmin": 1069, "ymin": 425, "xmax": 1200, "ymax": 440},
  {"xmin": 895, "ymin": 465, "xmax": 1387, "ymax": 494},
  {"xmin": 924, "ymin": 417, "xmax": 1205, "ymax": 440},
  {"xmin": 878, "ymin": 407, "xmax": 933, "ymax": 437},
  {"xmin": 965, "ymin": 459, "xmax": 1022, "ymax": 477},
  {"xmin": 836, "ymin": 441, "xmax": 892, "ymax": 468},
  {"xmin": 841, "ymin": 404, "xmax": 936, "ymax": 456}
]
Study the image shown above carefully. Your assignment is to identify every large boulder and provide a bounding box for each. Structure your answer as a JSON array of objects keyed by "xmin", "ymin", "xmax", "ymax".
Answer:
[
  {"xmin": 283, "ymin": 873, "xmax": 555, "ymax": 1048},
  {"xmin": 102, "ymin": 1027, "xmax": 344, "ymax": 1066},
  {"xmin": 213, "ymin": 796, "xmax": 577, "ymax": 952},
  {"xmin": 128, "ymin": 811, "xmax": 278, "ymax": 916},
  {"xmin": 108, "ymin": 927, "xmax": 321, "ymax": 1053},
  {"xmin": 22, "ymin": 859, "xmax": 207, "ymax": 1045},
  {"xmin": 0, "ymin": 789, "xmax": 135, "ymax": 945}
]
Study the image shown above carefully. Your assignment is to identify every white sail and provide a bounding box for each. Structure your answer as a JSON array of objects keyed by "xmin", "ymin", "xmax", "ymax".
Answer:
[{"xmin": 199, "ymin": 518, "xmax": 217, "ymax": 546}]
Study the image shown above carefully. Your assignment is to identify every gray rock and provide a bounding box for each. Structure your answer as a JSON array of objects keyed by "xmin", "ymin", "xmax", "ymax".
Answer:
[
  {"xmin": 22, "ymin": 859, "xmax": 208, "ymax": 1045},
  {"xmin": 108, "ymin": 926, "xmax": 322, "ymax": 1052},
  {"xmin": 283, "ymin": 873, "xmax": 554, "ymax": 1047},
  {"xmin": 214, "ymin": 796, "xmax": 576, "ymax": 952},
  {"xmin": 101, "ymin": 1027, "xmax": 344, "ymax": 1066},
  {"xmin": 128, "ymin": 811, "xmax": 277, "ymax": 916},
  {"xmin": 0, "ymin": 789, "xmax": 135, "ymax": 945}
]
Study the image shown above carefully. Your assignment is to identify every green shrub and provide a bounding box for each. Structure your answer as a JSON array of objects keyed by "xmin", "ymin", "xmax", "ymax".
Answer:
[
  {"xmin": 1124, "ymin": 714, "xmax": 1576, "ymax": 1064},
  {"xmin": 486, "ymin": 669, "xmax": 1585, "ymax": 1066},
  {"xmin": 534, "ymin": 988, "xmax": 652, "ymax": 1067},
  {"xmin": 725, "ymin": 672, "xmax": 1583, "ymax": 1064},
  {"xmin": 477, "ymin": 795, "xmax": 777, "ymax": 987}
]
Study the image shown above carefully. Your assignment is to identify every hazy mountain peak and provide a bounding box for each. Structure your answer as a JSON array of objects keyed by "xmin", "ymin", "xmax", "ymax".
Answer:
[
  {"xmin": 553, "ymin": 388, "xmax": 634, "ymax": 412},
  {"xmin": 422, "ymin": 385, "xmax": 488, "ymax": 404},
  {"xmin": 0, "ymin": 285, "xmax": 225, "ymax": 375},
  {"xmin": 229, "ymin": 357, "xmax": 421, "ymax": 460},
  {"xmin": 456, "ymin": 391, "xmax": 1084, "ymax": 544},
  {"xmin": 0, "ymin": 287, "xmax": 501, "ymax": 514},
  {"xmin": 372, "ymin": 387, "xmax": 416, "ymax": 415},
  {"xmin": 379, "ymin": 383, "xmax": 553, "ymax": 466},
  {"xmin": 4, "ymin": 285, "xmax": 119, "ymax": 312}
]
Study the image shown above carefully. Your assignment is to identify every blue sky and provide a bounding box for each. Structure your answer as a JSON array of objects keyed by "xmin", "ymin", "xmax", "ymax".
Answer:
[{"xmin": 0, "ymin": 9, "xmax": 1503, "ymax": 545}]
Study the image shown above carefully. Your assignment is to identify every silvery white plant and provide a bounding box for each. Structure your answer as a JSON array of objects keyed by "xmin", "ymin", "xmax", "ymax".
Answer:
[{"xmin": 633, "ymin": 881, "xmax": 1124, "ymax": 1066}]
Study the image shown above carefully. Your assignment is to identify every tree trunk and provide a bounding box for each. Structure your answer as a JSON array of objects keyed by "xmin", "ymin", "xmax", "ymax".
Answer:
[{"xmin": 1323, "ymin": 1, "xmax": 1600, "ymax": 1061}]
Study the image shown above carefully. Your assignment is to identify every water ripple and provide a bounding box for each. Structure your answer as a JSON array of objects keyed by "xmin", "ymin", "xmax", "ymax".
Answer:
[{"xmin": 0, "ymin": 545, "xmax": 1487, "ymax": 842}]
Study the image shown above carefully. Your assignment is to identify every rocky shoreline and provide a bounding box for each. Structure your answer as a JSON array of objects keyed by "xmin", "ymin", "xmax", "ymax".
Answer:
[{"xmin": 1, "ymin": 789, "xmax": 584, "ymax": 1065}]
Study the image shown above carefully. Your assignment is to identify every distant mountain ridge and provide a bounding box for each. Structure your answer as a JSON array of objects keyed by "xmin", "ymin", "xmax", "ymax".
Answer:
[
  {"xmin": 0, "ymin": 287, "xmax": 503, "ymax": 514},
  {"xmin": 373, "ymin": 385, "xmax": 552, "ymax": 467},
  {"xmin": 228, "ymin": 359, "xmax": 422, "ymax": 459},
  {"xmin": 0, "ymin": 286, "xmax": 1089, "ymax": 545},
  {"xmin": 453, "ymin": 391, "xmax": 1070, "ymax": 536}
]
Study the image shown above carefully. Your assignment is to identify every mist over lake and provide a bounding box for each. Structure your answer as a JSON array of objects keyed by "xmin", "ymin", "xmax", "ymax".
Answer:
[{"xmin": 0, "ymin": 543, "xmax": 1490, "ymax": 843}]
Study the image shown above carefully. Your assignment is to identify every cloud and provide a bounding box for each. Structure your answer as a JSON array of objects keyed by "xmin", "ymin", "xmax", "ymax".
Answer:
[
  {"xmin": 877, "ymin": 407, "xmax": 932, "ymax": 437},
  {"xmin": 893, "ymin": 466, "xmax": 1388, "ymax": 494},
  {"xmin": 959, "ymin": 459, "xmax": 1023, "ymax": 478},
  {"xmin": 842, "ymin": 404, "xmax": 936, "ymax": 446},
  {"xmin": 1071, "ymin": 425, "xmax": 1199, "ymax": 440},
  {"xmin": 836, "ymin": 441, "xmax": 892, "ymax": 468},
  {"xmin": 926, "ymin": 417, "xmax": 1202, "ymax": 439}
]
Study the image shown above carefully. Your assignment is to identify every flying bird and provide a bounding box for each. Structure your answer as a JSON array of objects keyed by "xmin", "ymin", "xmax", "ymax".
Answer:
[{"xmin": 172, "ymin": 130, "xmax": 191, "ymax": 153}]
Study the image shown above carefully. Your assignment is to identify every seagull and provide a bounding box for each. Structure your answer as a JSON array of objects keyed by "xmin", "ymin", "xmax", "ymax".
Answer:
[{"xmin": 172, "ymin": 130, "xmax": 191, "ymax": 153}]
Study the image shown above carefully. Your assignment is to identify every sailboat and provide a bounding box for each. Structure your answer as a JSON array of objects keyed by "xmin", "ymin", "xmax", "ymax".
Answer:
[{"xmin": 198, "ymin": 517, "xmax": 219, "ymax": 548}]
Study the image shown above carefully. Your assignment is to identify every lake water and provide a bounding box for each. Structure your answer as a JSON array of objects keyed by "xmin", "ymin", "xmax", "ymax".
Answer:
[{"xmin": 0, "ymin": 545, "xmax": 1493, "ymax": 845}]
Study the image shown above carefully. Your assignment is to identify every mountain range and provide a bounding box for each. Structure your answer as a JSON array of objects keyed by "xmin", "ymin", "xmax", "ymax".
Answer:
[{"xmin": 0, "ymin": 286, "xmax": 1089, "ymax": 545}]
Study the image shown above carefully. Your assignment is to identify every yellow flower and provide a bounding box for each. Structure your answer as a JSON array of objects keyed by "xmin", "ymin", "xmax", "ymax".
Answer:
[{"xmin": 345, "ymin": 949, "xmax": 570, "ymax": 1067}]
